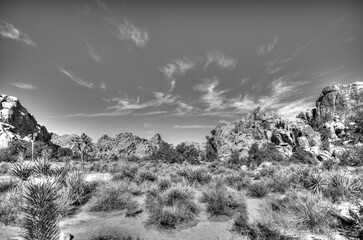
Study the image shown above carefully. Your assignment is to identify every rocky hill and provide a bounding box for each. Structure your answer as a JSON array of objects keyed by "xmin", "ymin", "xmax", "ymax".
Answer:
[
  {"xmin": 207, "ymin": 82, "xmax": 363, "ymax": 162},
  {"xmin": 0, "ymin": 94, "xmax": 51, "ymax": 149},
  {"xmin": 51, "ymin": 133, "xmax": 79, "ymax": 149},
  {"xmin": 95, "ymin": 132, "xmax": 164, "ymax": 158}
]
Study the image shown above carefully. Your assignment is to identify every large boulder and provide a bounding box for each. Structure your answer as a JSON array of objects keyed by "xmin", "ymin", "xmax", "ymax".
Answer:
[
  {"xmin": 95, "ymin": 132, "xmax": 164, "ymax": 158},
  {"xmin": 0, "ymin": 94, "xmax": 51, "ymax": 149}
]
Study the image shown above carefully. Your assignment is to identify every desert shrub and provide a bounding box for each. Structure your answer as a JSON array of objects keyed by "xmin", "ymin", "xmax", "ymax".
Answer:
[
  {"xmin": 21, "ymin": 177, "xmax": 60, "ymax": 240},
  {"xmin": 269, "ymin": 169, "xmax": 293, "ymax": 194},
  {"xmin": 340, "ymin": 146, "xmax": 363, "ymax": 167},
  {"xmin": 32, "ymin": 156, "xmax": 58, "ymax": 176},
  {"xmin": 224, "ymin": 171, "xmax": 251, "ymax": 190},
  {"xmin": 176, "ymin": 166, "xmax": 212, "ymax": 185},
  {"xmin": 289, "ymin": 147, "xmax": 316, "ymax": 164},
  {"xmin": 265, "ymin": 190, "xmax": 336, "ymax": 234},
  {"xmin": 247, "ymin": 181, "xmax": 270, "ymax": 198},
  {"xmin": 112, "ymin": 165, "xmax": 138, "ymax": 181},
  {"xmin": 175, "ymin": 142, "xmax": 200, "ymax": 164},
  {"xmin": 89, "ymin": 183, "xmax": 138, "ymax": 212},
  {"xmin": 56, "ymin": 147, "xmax": 73, "ymax": 159},
  {"xmin": 145, "ymin": 185, "xmax": 199, "ymax": 228},
  {"xmin": 150, "ymin": 142, "xmax": 179, "ymax": 163},
  {"xmin": 0, "ymin": 147, "xmax": 16, "ymax": 162},
  {"xmin": 157, "ymin": 178, "xmax": 172, "ymax": 191},
  {"xmin": 136, "ymin": 169, "xmax": 158, "ymax": 183},
  {"xmin": 247, "ymin": 143, "xmax": 285, "ymax": 169},
  {"xmin": 0, "ymin": 190, "xmax": 23, "ymax": 225},
  {"xmin": 63, "ymin": 171, "xmax": 96, "ymax": 206},
  {"xmin": 201, "ymin": 180, "xmax": 241, "ymax": 217}
]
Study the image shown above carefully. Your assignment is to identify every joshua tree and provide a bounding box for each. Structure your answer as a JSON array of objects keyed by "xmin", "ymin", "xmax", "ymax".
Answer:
[{"xmin": 71, "ymin": 133, "xmax": 93, "ymax": 165}]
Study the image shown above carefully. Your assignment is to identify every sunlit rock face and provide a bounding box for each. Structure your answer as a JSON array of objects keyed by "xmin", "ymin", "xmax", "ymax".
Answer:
[
  {"xmin": 0, "ymin": 94, "xmax": 51, "ymax": 149},
  {"xmin": 208, "ymin": 107, "xmax": 323, "ymax": 161},
  {"xmin": 298, "ymin": 82, "xmax": 363, "ymax": 124},
  {"xmin": 95, "ymin": 132, "xmax": 164, "ymax": 158},
  {"xmin": 51, "ymin": 133, "xmax": 79, "ymax": 149}
]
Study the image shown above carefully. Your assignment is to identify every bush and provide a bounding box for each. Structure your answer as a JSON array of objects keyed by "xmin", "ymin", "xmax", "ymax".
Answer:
[
  {"xmin": 89, "ymin": 235, "xmax": 141, "ymax": 240},
  {"xmin": 289, "ymin": 147, "xmax": 316, "ymax": 164},
  {"xmin": 145, "ymin": 185, "xmax": 199, "ymax": 228},
  {"xmin": 89, "ymin": 183, "xmax": 138, "ymax": 212},
  {"xmin": 201, "ymin": 180, "xmax": 242, "ymax": 217},
  {"xmin": 340, "ymin": 146, "xmax": 363, "ymax": 167},
  {"xmin": 136, "ymin": 169, "xmax": 158, "ymax": 183},
  {"xmin": 247, "ymin": 143, "xmax": 285, "ymax": 168},
  {"xmin": 265, "ymin": 190, "xmax": 336, "ymax": 234},
  {"xmin": 175, "ymin": 143, "xmax": 200, "ymax": 164},
  {"xmin": 176, "ymin": 166, "xmax": 212, "ymax": 185},
  {"xmin": 0, "ymin": 190, "xmax": 23, "ymax": 226},
  {"xmin": 112, "ymin": 165, "xmax": 138, "ymax": 181},
  {"xmin": 323, "ymin": 171, "xmax": 353, "ymax": 203},
  {"xmin": 247, "ymin": 181, "xmax": 270, "ymax": 198},
  {"xmin": 150, "ymin": 142, "xmax": 179, "ymax": 163},
  {"xmin": 224, "ymin": 172, "xmax": 251, "ymax": 190},
  {"xmin": 0, "ymin": 178, "xmax": 17, "ymax": 194}
]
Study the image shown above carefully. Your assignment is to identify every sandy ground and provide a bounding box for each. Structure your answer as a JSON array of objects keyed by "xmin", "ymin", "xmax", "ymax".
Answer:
[{"xmin": 1, "ymin": 173, "xmax": 265, "ymax": 240}]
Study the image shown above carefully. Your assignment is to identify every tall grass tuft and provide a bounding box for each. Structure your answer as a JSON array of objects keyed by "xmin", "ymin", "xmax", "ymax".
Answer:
[{"xmin": 21, "ymin": 177, "xmax": 60, "ymax": 240}]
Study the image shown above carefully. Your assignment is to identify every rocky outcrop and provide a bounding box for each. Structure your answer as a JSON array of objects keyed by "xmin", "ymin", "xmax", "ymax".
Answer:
[
  {"xmin": 96, "ymin": 132, "xmax": 164, "ymax": 158},
  {"xmin": 51, "ymin": 133, "xmax": 79, "ymax": 149},
  {"xmin": 298, "ymin": 82, "xmax": 363, "ymax": 124},
  {"xmin": 0, "ymin": 94, "xmax": 51, "ymax": 148},
  {"xmin": 207, "ymin": 107, "xmax": 327, "ymax": 161}
]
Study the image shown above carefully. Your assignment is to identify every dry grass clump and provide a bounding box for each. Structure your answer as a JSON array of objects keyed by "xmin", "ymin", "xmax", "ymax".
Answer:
[
  {"xmin": 263, "ymin": 190, "xmax": 337, "ymax": 235},
  {"xmin": 176, "ymin": 166, "xmax": 212, "ymax": 186},
  {"xmin": 247, "ymin": 181, "xmax": 270, "ymax": 198},
  {"xmin": 200, "ymin": 179, "xmax": 243, "ymax": 218},
  {"xmin": 145, "ymin": 184, "xmax": 199, "ymax": 228},
  {"xmin": 0, "ymin": 189, "xmax": 23, "ymax": 225},
  {"xmin": 223, "ymin": 171, "xmax": 251, "ymax": 190},
  {"xmin": 136, "ymin": 169, "xmax": 158, "ymax": 183},
  {"xmin": 89, "ymin": 181, "xmax": 138, "ymax": 212},
  {"xmin": 111, "ymin": 164, "xmax": 139, "ymax": 181}
]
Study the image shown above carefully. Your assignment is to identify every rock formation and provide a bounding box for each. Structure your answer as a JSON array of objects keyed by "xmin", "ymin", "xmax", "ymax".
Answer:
[
  {"xmin": 95, "ymin": 132, "xmax": 164, "ymax": 158},
  {"xmin": 51, "ymin": 133, "xmax": 79, "ymax": 149},
  {"xmin": 207, "ymin": 106, "xmax": 327, "ymax": 162},
  {"xmin": 0, "ymin": 94, "xmax": 51, "ymax": 149}
]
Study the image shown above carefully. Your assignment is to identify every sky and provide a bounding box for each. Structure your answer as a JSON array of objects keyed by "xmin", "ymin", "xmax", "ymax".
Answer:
[{"xmin": 0, "ymin": 0, "xmax": 362, "ymax": 145}]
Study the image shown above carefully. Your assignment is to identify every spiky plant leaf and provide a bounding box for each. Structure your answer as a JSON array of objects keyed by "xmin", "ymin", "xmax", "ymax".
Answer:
[
  {"xmin": 11, "ymin": 161, "xmax": 33, "ymax": 181},
  {"xmin": 305, "ymin": 172, "xmax": 328, "ymax": 194},
  {"xmin": 21, "ymin": 177, "xmax": 60, "ymax": 240},
  {"xmin": 32, "ymin": 157, "xmax": 55, "ymax": 176}
]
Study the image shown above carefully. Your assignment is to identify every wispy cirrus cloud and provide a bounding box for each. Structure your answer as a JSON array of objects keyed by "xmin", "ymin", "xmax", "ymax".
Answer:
[
  {"xmin": 159, "ymin": 56, "xmax": 201, "ymax": 91},
  {"xmin": 95, "ymin": 0, "xmax": 111, "ymax": 12},
  {"xmin": 160, "ymin": 52, "xmax": 237, "ymax": 91},
  {"xmin": 193, "ymin": 77, "xmax": 229, "ymax": 111},
  {"xmin": 257, "ymin": 34, "xmax": 278, "ymax": 55},
  {"xmin": 107, "ymin": 18, "xmax": 149, "ymax": 48},
  {"xmin": 0, "ymin": 22, "xmax": 37, "ymax": 47},
  {"xmin": 205, "ymin": 51, "xmax": 238, "ymax": 70},
  {"xmin": 86, "ymin": 42, "xmax": 102, "ymax": 62},
  {"xmin": 173, "ymin": 125, "xmax": 215, "ymax": 129},
  {"xmin": 10, "ymin": 82, "xmax": 37, "ymax": 89},
  {"xmin": 59, "ymin": 67, "xmax": 94, "ymax": 89}
]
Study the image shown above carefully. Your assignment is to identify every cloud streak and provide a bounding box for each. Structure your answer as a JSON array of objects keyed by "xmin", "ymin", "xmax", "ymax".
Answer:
[
  {"xmin": 86, "ymin": 42, "xmax": 102, "ymax": 62},
  {"xmin": 257, "ymin": 34, "xmax": 278, "ymax": 55},
  {"xmin": 205, "ymin": 51, "xmax": 238, "ymax": 70},
  {"xmin": 107, "ymin": 18, "xmax": 149, "ymax": 48},
  {"xmin": 59, "ymin": 67, "xmax": 94, "ymax": 89},
  {"xmin": 0, "ymin": 22, "xmax": 37, "ymax": 47},
  {"xmin": 10, "ymin": 82, "xmax": 37, "ymax": 89}
]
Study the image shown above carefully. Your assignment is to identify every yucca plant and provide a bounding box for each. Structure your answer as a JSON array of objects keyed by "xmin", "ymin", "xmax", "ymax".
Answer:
[
  {"xmin": 305, "ymin": 172, "xmax": 328, "ymax": 194},
  {"xmin": 65, "ymin": 171, "xmax": 93, "ymax": 206},
  {"xmin": 325, "ymin": 172, "xmax": 352, "ymax": 202},
  {"xmin": 21, "ymin": 177, "xmax": 60, "ymax": 240},
  {"xmin": 11, "ymin": 161, "xmax": 33, "ymax": 181},
  {"xmin": 32, "ymin": 156, "xmax": 55, "ymax": 176}
]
